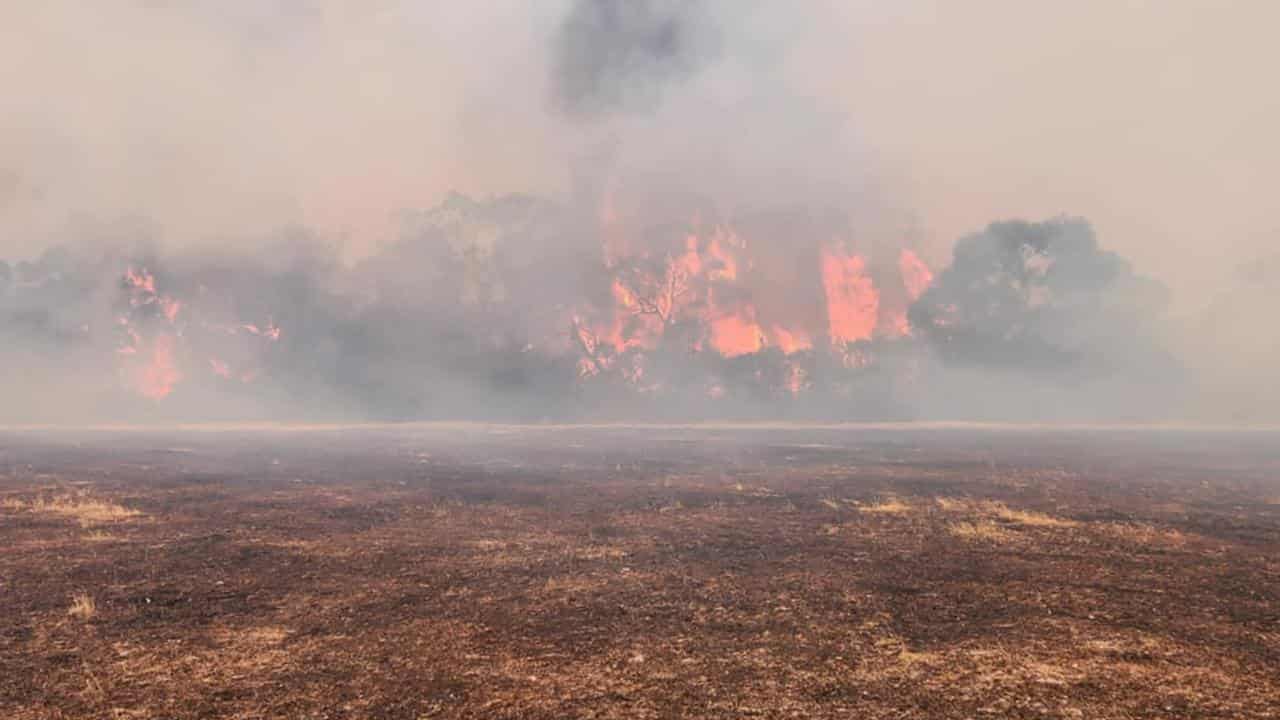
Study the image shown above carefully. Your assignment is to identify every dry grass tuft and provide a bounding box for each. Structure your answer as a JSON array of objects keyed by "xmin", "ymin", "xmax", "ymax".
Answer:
[
  {"xmin": 859, "ymin": 498, "xmax": 911, "ymax": 515},
  {"xmin": 894, "ymin": 648, "xmax": 940, "ymax": 668},
  {"xmin": 935, "ymin": 497, "xmax": 1077, "ymax": 527},
  {"xmin": 573, "ymin": 545, "xmax": 629, "ymax": 561},
  {"xmin": 83, "ymin": 531, "xmax": 120, "ymax": 543},
  {"xmin": 988, "ymin": 502, "xmax": 1077, "ymax": 528},
  {"xmin": 1096, "ymin": 522, "xmax": 1188, "ymax": 547},
  {"xmin": 68, "ymin": 593, "xmax": 97, "ymax": 620},
  {"xmin": 948, "ymin": 520, "xmax": 1014, "ymax": 543},
  {"xmin": 6, "ymin": 493, "xmax": 141, "ymax": 527}
]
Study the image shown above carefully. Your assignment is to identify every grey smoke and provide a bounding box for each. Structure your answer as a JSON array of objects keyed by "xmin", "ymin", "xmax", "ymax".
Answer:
[
  {"xmin": 910, "ymin": 218, "xmax": 1173, "ymax": 376},
  {"xmin": 1190, "ymin": 253, "xmax": 1280, "ymax": 423},
  {"xmin": 553, "ymin": 0, "xmax": 721, "ymax": 116}
]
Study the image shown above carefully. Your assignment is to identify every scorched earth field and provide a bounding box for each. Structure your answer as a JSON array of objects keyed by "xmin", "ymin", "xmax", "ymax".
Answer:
[{"xmin": 1, "ymin": 425, "xmax": 1278, "ymax": 719}]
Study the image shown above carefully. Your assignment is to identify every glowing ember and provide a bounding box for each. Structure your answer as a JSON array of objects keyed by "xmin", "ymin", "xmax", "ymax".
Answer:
[
  {"xmin": 768, "ymin": 325, "xmax": 812, "ymax": 354},
  {"xmin": 123, "ymin": 266, "xmax": 157, "ymax": 296},
  {"xmin": 883, "ymin": 311, "xmax": 912, "ymax": 338}
]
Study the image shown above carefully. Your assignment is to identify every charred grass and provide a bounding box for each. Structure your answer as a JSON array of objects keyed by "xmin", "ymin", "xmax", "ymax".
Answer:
[{"xmin": 1, "ymin": 428, "xmax": 1278, "ymax": 718}]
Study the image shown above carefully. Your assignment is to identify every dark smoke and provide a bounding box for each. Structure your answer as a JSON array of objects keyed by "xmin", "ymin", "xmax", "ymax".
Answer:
[
  {"xmin": 910, "ymin": 218, "xmax": 1173, "ymax": 375},
  {"xmin": 553, "ymin": 0, "xmax": 720, "ymax": 116}
]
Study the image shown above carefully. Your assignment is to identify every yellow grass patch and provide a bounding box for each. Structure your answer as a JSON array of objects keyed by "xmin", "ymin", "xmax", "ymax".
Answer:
[
  {"xmin": 988, "ymin": 502, "xmax": 1078, "ymax": 528},
  {"xmin": 5, "ymin": 493, "xmax": 142, "ymax": 527},
  {"xmin": 859, "ymin": 498, "xmax": 911, "ymax": 515},
  {"xmin": 68, "ymin": 592, "xmax": 97, "ymax": 620},
  {"xmin": 937, "ymin": 497, "xmax": 1076, "ymax": 527},
  {"xmin": 572, "ymin": 545, "xmax": 629, "ymax": 561},
  {"xmin": 894, "ymin": 648, "xmax": 940, "ymax": 668},
  {"xmin": 948, "ymin": 520, "xmax": 1014, "ymax": 542},
  {"xmin": 1095, "ymin": 522, "xmax": 1188, "ymax": 547},
  {"xmin": 934, "ymin": 496, "xmax": 970, "ymax": 512}
]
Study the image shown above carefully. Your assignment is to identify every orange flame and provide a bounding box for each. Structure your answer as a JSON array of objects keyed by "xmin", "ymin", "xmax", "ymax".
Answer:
[
  {"xmin": 124, "ymin": 266, "xmax": 156, "ymax": 296},
  {"xmin": 114, "ymin": 265, "xmax": 286, "ymax": 400},
  {"xmin": 574, "ymin": 209, "xmax": 933, "ymax": 397},
  {"xmin": 878, "ymin": 249, "xmax": 934, "ymax": 338},
  {"xmin": 708, "ymin": 307, "xmax": 763, "ymax": 357},
  {"xmin": 821, "ymin": 247, "xmax": 878, "ymax": 345},
  {"xmin": 768, "ymin": 325, "xmax": 812, "ymax": 354},
  {"xmin": 137, "ymin": 334, "xmax": 180, "ymax": 400}
]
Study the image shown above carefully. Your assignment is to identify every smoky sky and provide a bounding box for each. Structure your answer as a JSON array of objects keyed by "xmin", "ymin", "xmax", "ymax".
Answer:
[{"xmin": 1, "ymin": 1, "xmax": 1276, "ymax": 424}]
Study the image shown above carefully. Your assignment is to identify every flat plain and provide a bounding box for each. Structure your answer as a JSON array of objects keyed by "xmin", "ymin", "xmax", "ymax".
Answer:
[{"xmin": 2, "ymin": 425, "xmax": 1278, "ymax": 718}]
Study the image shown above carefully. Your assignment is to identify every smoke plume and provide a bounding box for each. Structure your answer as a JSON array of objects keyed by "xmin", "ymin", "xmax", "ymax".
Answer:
[
  {"xmin": 1, "ymin": 2, "xmax": 1276, "ymax": 424},
  {"xmin": 553, "ymin": 0, "xmax": 720, "ymax": 116}
]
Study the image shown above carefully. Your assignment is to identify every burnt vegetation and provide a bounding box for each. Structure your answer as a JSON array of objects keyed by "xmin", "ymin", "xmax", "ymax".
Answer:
[{"xmin": 2, "ymin": 427, "xmax": 1278, "ymax": 718}]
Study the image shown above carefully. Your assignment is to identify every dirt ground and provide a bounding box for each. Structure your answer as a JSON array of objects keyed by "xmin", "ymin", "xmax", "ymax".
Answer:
[{"xmin": 1, "ymin": 425, "xmax": 1278, "ymax": 719}]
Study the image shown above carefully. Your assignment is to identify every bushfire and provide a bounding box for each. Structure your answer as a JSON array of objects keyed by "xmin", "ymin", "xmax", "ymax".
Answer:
[
  {"xmin": 8, "ymin": 194, "xmax": 939, "ymax": 413},
  {"xmin": 574, "ymin": 212, "xmax": 933, "ymax": 395},
  {"xmin": 114, "ymin": 265, "xmax": 281, "ymax": 400}
]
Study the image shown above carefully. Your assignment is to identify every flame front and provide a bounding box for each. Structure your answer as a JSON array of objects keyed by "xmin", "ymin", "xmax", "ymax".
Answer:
[
  {"xmin": 574, "ymin": 208, "xmax": 934, "ymax": 397},
  {"xmin": 95, "ymin": 203, "xmax": 933, "ymax": 407}
]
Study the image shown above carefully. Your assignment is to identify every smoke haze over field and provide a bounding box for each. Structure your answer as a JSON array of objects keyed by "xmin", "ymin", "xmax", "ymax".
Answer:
[{"xmin": 1, "ymin": 1, "xmax": 1276, "ymax": 423}]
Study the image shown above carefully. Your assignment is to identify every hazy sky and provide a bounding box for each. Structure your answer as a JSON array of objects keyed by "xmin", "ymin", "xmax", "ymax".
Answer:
[
  {"xmin": 2, "ymin": 1, "xmax": 1275, "ymax": 307},
  {"xmin": 0, "ymin": 1, "xmax": 1276, "ymax": 423}
]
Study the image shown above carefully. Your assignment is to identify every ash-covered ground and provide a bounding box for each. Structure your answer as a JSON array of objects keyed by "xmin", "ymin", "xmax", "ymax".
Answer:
[{"xmin": 2, "ymin": 425, "xmax": 1278, "ymax": 718}]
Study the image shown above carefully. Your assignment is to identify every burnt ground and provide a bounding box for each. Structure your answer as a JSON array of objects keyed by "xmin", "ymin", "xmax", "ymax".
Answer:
[{"xmin": 1, "ymin": 425, "xmax": 1278, "ymax": 719}]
